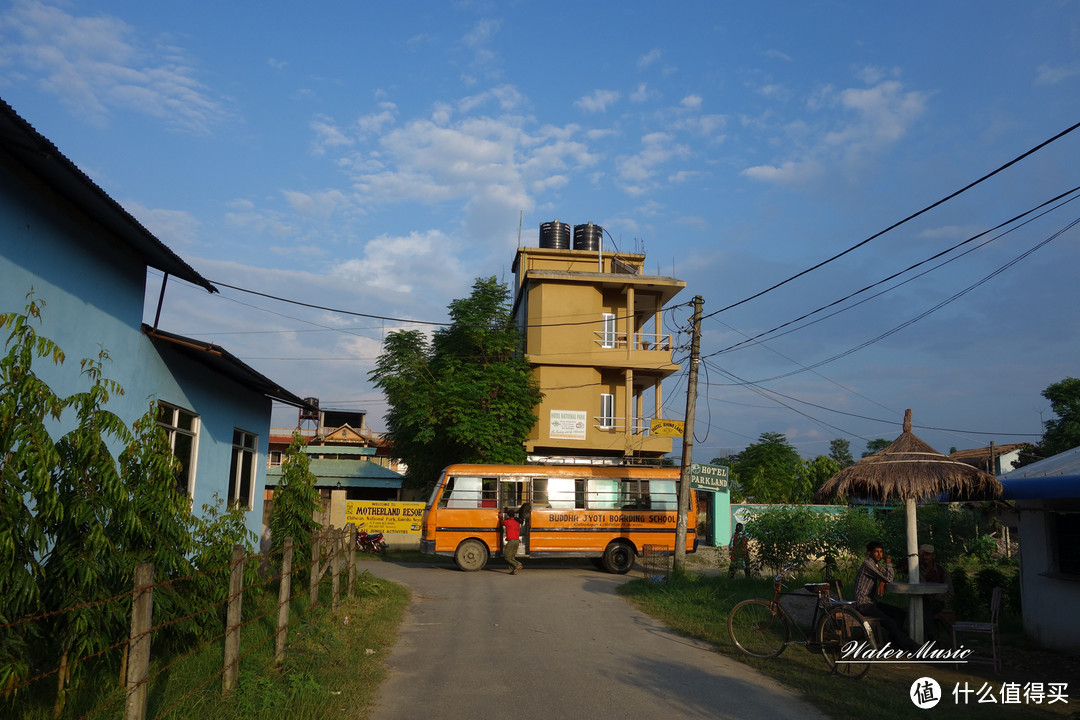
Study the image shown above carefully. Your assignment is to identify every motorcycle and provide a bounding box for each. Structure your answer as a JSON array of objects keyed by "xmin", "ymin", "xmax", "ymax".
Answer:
[{"xmin": 356, "ymin": 529, "xmax": 387, "ymax": 554}]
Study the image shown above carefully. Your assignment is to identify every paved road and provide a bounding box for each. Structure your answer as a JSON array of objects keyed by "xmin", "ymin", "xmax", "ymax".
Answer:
[{"xmin": 365, "ymin": 560, "xmax": 828, "ymax": 720}]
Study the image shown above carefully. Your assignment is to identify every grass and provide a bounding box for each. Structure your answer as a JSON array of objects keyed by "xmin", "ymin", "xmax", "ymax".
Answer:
[
  {"xmin": 618, "ymin": 570, "xmax": 1078, "ymax": 720},
  {"xmin": 6, "ymin": 571, "xmax": 411, "ymax": 720}
]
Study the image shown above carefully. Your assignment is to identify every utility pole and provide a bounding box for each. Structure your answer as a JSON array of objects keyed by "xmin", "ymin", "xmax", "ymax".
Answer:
[{"xmin": 674, "ymin": 295, "xmax": 703, "ymax": 572}]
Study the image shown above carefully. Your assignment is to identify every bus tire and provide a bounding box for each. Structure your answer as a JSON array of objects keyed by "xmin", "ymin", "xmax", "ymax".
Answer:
[
  {"xmin": 602, "ymin": 541, "xmax": 636, "ymax": 574},
  {"xmin": 454, "ymin": 539, "xmax": 488, "ymax": 572}
]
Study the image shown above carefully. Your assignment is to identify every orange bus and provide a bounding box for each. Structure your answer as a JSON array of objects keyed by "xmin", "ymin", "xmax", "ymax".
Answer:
[{"xmin": 420, "ymin": 464, "xmax": 697, "ymax": 573}]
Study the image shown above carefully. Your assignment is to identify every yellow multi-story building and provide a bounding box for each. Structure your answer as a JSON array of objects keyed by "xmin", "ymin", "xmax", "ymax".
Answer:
[{"xmin": 511, "ymin": 223, "xmax": 686, "ymax": 462}]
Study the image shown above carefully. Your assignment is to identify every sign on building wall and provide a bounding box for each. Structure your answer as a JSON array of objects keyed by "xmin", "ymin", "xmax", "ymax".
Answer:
[
  {"xmin": 689, "ymin": 462, "xmax": 730, "ymax": 491},
  {"xmin": 549, "ymin": 409, "xmax": 587, "ymax": 439},
  {"xmin": 650, "ymin": 419, "xmax": 684, "ymax": 437},
  {"xmin": 345, "ymin": 501, "xmax": 426, "ymax": 534}
]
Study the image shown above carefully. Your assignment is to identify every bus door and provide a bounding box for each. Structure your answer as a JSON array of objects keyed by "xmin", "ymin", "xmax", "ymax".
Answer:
[{"xmin": 499, "ymin": 479, "xmax": 529, "ymax": 554}]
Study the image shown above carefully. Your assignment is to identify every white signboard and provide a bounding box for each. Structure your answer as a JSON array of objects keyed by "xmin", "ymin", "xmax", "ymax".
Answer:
[{"xmin": 550, "ymin": 409, "xmax": 587, "ymax": 439}]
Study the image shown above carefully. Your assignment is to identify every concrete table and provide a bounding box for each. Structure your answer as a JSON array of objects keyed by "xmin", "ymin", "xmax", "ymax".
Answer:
[{"xmin": 886, "ymin": 581, "xmax": 949, "ymax": 644}]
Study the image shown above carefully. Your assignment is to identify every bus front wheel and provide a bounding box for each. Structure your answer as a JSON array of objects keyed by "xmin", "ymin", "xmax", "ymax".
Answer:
[
  {"xmin": 602, "ymin": 541, "xmax": 636, "ymax": 574},
  {"xmin": 454, "ymin": 539, "xmax": 488, "ymax": 572}
]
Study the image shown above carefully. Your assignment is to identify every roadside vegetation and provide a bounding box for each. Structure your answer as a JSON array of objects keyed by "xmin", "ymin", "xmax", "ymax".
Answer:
[{"xmin": 619, "ymin": 567, "xmax": 1073, "ymax": 720}]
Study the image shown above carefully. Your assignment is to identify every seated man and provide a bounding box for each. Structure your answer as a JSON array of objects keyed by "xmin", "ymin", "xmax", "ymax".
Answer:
[
  {"xmin": 853, "ymin": 540, "xmax": 917, "ymax": 652},
  {"xmin": 917, "ymin": 543, "xmax": 954, "ymax": 640}
]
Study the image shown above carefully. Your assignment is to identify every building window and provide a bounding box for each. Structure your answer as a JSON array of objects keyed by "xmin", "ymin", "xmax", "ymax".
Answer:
[
  {"xmin": 1051, "ymin": 511, "xmax": 1080, "ymax": 576},
  {"xmin": 599, "ymin": 393, "xmax": 615, "ymax": 429},
  {"xmin": 229, "ymin": 429, "xmax": 258, "ymax": 510},
  {"xmin": 268, "ymin": 450, "xmax": 283, "ymax": 467},
  {"xmin": 157, "ymin": 402, "xmax": 199, "ymax": 497},
  {"xmin": 601, "ymin": 313, "xmax": 616, "ymax": 348}
]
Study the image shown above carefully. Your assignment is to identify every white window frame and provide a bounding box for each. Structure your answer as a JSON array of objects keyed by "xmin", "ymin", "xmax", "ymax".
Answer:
[
  {"xmin": 601, "ymin": 313, "xmax": 616, "ymax": 348},
  {"xmin": 229, "ymin": 429, "xmax": 258, "ymax": 510},
  {"xmin": 156, "ymin": 401, "xmax": 199, "ymax": 499},
  {"xmin": 600, "ymin": 393, "xmax": 615, "ymax": 429}
]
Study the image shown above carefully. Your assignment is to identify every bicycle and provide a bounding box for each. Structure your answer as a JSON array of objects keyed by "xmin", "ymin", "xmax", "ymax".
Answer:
[{"xmin": 727, "ymin": 566, "xmax": 878, "ymax": 679}]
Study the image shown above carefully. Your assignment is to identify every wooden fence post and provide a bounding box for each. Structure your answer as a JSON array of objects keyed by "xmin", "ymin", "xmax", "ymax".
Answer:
[
  {"xmin": 309, "ymin": 531, "xmax": 321, "ymax": 607},
  {"xmin": 223, "ymin": 544, "xmax": 245, "ymax": 695},
  {"xmin": 331, "ymin": 528, "xmax": 342, "ymax": 611},
  {"xmin": 275, "ymin": 537, "xmax": 293, "ymax": 666},
  {"xmin": 347, "ymin": 524, "xmax": 357, "ymax": 597},
  {"xmin": 124, "ymin": 562, "xmax": 154, "ymax": 720}
]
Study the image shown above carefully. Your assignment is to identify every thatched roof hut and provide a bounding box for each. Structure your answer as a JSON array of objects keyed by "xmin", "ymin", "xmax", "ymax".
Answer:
[{"xmin": 814, "ymin": 409, "xmax": 1003, "ymax": 504}]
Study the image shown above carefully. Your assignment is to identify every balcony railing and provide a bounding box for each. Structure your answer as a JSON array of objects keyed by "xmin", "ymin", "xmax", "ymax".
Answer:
[
  {"xmin": 592, "ymin": 417, "xmax": 670, "ymax": 435},
  {"xmin": 592, "ymin": 331, "xmax": 672, "ymax": 351}
]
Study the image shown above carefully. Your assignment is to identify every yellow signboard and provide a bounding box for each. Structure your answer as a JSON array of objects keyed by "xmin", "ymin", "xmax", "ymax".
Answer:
[
  {"xmin": 345, "ymin": 501, "xmax": 426, "ymax": 534},
  {"xmin": 650, "ymin": 419, "xmax": 685, "ymax": 437}
]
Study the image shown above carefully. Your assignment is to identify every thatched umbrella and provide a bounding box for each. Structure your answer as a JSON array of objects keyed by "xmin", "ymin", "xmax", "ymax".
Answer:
[{"xmin": 815, "ymin": 409, "xmax": 1002, "ymax": 582}]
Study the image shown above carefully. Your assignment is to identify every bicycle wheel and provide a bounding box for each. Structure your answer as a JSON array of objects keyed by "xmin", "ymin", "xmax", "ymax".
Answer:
[
  {"xmin": 817, "ymin": 605, "xmax": 875, "ymax": 679},
  {"xmin": 728, "ymin": 599, "xmax": 789, "ymax": 658}
]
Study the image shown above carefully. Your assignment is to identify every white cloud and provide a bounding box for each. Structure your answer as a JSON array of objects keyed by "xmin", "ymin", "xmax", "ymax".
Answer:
[
  {"xmin": 630, "ymin": 83, "xmax": 652, "ymax": 103},
  {"xmin": 311, "ymin": 117, "xmax": 355, "ymax": 155},
  {"xmin": 282, "ymin": 189, "xmax": 350, "ymax": 219},
  {"xmin": 333, "ymin": 229, "xmax": 468, "ymax": 294},
  {"xmin": 0, "ymin": 0, "xmax": 229, "ymax": 133},
  {"xmin": 638, "ymin": 48, "xmax": 661, "ymax": 70},
  {"xmin": 615, "ymin": 132, "xmax": 690, "ymax": 192},
  {"xmin": 743, "ymin": 78, "xmax": 927, "ymax": 185},
  {"xmin": 575, "ymin": 89, "xmax": 620, "ymax": 113},
  {"xmin": 763, "ymin": 49, "xmax": 792, "ymax": 62},
  {"xmin": 1035, "ymin": 62, "xmax": 1080, "ymax": 85},
  {"xmin": 680, "ymin": 94, "xmax": 703, "ymax": 110},
  {"xmin": 126, "ymin": 202, "xmax": 203, "ymax": 249},
  {"xmin": 463, "ymin": 18, "xmax": 502, "ymax": 48}
]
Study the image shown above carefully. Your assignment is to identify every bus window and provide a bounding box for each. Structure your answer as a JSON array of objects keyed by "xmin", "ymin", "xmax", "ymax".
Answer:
[
  {"xmin": 649, "ymin": 479, "xmax": 677, "ymax": 509},
  {"xmin": 541, "ymin": 477, "xmax": 583, "ymax": 509},
  {"xmin": 532, "ymin": 478, "xmax": 549, "ymax": 507},
  {"xmin": 588, "ymin": 478, "xmax": 620, "ymax": 509},
  {"xmin": 441, "ymin": 476, "xmax": 497, "ymax": 508}
]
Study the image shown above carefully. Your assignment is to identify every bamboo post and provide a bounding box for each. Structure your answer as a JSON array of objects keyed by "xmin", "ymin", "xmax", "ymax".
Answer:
[
  {"xmin": 124, "ymin": 562, "xmax": 154, "ymax": 720},
  {"xmin": 310, "ymin": 531, "xmax": 321, "ymax": 607},
  {"xmin": 331, "ymin": 528, "xmax": 342, "ymax": 611},
  {"xmin": 275, "ymin": 537, "xmax": 293, "ymax": 666},
  {"xmin": 223, "ymin": 544, "xmax": 245, "ymax": 695}
]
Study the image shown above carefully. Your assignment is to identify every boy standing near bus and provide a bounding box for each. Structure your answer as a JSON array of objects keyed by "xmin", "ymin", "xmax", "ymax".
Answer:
[{"xmin": 501, "ymin": 508, "xmax": 523, "ymax": 575}]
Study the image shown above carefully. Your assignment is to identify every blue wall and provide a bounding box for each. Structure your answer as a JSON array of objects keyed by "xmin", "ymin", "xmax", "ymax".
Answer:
[{"xmin": 1, "ymin": 163, "xmax": 268, "ymax": 541}]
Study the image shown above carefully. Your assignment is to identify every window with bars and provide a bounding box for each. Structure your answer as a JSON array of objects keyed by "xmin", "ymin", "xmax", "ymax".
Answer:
[
  {"xmin": 229, "ymin": 429, "xmax": 258, "ymax": 510},
  {"xmin": 599, "ymin": 393, "xmax": 615, "ymax": 428},
  {"xmin": 156, "ymin": 401, "xmax": 199, "ymax": 497},
  {"xmin": 601, "ymin": 313, "xmax": 616, "ymax": 348}
]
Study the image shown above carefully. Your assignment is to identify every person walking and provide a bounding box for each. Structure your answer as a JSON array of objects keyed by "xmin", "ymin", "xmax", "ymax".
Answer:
[
  {"xmin": 501, "ymin": 508, "xmax": 523, "ymax": 575},
  {"xmin": 728, "ymin": 522, "xmax": 751, "ymax": 578}
]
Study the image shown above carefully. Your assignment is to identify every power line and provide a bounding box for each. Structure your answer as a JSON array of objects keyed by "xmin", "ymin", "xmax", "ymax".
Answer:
[
  {"xmin": 705, "ymin": 186, "xmax": 1080, "ymax": 358},
  {"xmin": 715, "ymin": 215, "xmax": 1079, "ymax": 384},
  {"xmin": 701, "ymin": 119, "xmax": 1080, "ymax": 321}
]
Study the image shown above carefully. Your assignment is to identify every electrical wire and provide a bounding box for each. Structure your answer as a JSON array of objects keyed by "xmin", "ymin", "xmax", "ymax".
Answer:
[
  {"xmin": 700, "ymin": 119, "xmax": 1080, "ymax": 321},
  {"xmin": 705, "ymin": 186, "xmax": 1080, "ymax": 358}
]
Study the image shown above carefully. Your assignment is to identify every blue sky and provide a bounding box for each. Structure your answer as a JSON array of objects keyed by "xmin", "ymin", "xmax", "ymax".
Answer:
[{"xmin": 2, "ymin": 0, "xmax": 1079, "ymax": 461}]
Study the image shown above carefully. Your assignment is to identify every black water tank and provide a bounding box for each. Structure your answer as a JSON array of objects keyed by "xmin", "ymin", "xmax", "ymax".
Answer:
[
  {"xmin": 573, "ymin": 222, "xmax": 602, "ymax": 251},
  {"xmin": 539, "ymin": 220, "xmax": 571, "ymax": 249}
]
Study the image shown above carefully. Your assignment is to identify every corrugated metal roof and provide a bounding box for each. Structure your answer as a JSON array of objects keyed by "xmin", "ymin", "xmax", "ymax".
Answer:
[
  {"xmin": 144, "ymin": 325, "xmax": 312, "ymax": 410},
  {"xmin": 0, "ymin": 97, "xmax": 216, "ymax": 293},
  {"xmin": 999, "ymin": 446, "xmax": 1080, "ymax": 500},
  {"xmin": 266, "ymin": 458, "xmax": 404, "ymax": 489}
]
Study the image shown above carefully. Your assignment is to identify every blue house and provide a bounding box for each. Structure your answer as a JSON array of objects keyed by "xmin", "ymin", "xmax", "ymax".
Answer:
[
  {"xmin": 0, "ymin": 97, "xmax": 310, "ymax": 541},
  {"xmin": 1000, "ymin": 447, "xmax": 1080, "ymax": 653}
]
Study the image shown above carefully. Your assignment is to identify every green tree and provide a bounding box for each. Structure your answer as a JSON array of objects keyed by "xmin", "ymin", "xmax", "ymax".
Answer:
[
  {"xmin": 269, "ymin": 433, "xmax": 321, "ymax": 556},
  {"xmin": 792, "ymin": 455, "xmax": 841, "ymax": 503},
  {"xmin": 829, "ymin": 438, "xmax": 854, "ymax": 468},
  {"xmin": 371, "ymin": 277, "xmax": 543, "ymax": 490},
  {"xmin": 1031, "ymin": 377, "xmax": 1080, "ymax": 463},
  {"xmin": 862, "ymin": 438, "xmax": 891, "ymax": 457},
  {"xmin": 732, "ymin": 432, "xmax": 802, "ymax": 503}
]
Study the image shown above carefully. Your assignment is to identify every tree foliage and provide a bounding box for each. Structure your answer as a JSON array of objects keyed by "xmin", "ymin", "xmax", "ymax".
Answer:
[
  {"xmin": 370, "ymin": 277, "xmax": 543, "ymax": 490},
  {"xmin": 269, "ymin": 433, "xmax": 321, "ymax": 556},
  {"xmin": 862, "ymin": 438, "xmax": 891, "ymax": 457},
  {"xmin": 1015, "ymin": 377, "xmax": 1080, "ymax": 468},
  {"xmin": 828, "ymin": 438, "xmax": 854, "ymax": 468},
  {"xmin": 729, "ymin": 432, "xmax": 803, "ymax": 503},
  {"xmin": 0, "ymin": 299, "xmax": 252, "ymax": 701}
]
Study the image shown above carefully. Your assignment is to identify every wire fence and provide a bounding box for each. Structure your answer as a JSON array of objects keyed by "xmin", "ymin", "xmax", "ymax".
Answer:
[{"xmin": 2, "ymin": 525, "xmax": 366, "ymax": 720}]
